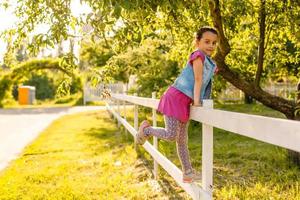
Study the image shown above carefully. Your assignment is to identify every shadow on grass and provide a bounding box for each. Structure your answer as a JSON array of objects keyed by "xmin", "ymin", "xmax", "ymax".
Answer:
[
  {"xmin": 84, "ymin": 124, "xmax": 134, "ymax": 156},
  {"xmin": 23, "ymin": 149, "xmax": 68, "ymax": 156},
  {"xmin": 135, "ymin": 146, "xmax": 188, "ymax": 200}
]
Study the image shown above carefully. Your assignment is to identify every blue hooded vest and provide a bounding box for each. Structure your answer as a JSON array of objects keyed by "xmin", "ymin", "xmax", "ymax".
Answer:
[{"xmin": 172, "ymin": 50, "xmax": 216, "ymax": 102}]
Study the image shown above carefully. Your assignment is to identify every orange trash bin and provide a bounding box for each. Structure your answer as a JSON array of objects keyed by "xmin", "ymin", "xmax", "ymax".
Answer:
[{"xmin": 18, "ymin": 86, "xmax": 36, "ymax": 105}]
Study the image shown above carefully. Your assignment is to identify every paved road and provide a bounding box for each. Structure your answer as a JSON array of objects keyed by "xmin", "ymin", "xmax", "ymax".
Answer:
[{"xmin": 0, "ymin": 106, "xmax": 107, "ymax": 171}]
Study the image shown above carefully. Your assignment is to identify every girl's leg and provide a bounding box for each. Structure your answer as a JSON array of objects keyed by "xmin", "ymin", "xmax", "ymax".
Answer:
[
  {"xmin": 143, "ymin": 117, "xmax": 199, "ymax": 182},
  {"xmin": 144, "ymin": 116, "xmax": 193, "ymax": 173},
  {"xmin": 176, "ymin": 121, "xmax": 193, "ymax": 174},
  {"xmin": 143, "ymin": 115, "xmax": 179, "ymax": 142}
]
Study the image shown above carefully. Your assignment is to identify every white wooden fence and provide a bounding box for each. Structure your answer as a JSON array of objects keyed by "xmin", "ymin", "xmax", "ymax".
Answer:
[
  {"xmin": 84, "ymin": 82, "xmax": 298, "ymax": 105},
  {"xmin": 106, "ymin": 93, "xmax": 300, "ymax": 200}
]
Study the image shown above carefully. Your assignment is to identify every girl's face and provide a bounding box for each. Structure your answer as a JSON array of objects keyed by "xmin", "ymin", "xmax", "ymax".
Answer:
[{"xmin": 195, "ymin": 31, "xmax": 218, "ymax": 56}]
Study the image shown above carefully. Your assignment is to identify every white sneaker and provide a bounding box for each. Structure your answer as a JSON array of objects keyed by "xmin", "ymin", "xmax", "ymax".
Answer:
[
  {"xmin": 183, "ymin": 169, "xmax": 202, "ymax": 183},
  {"xmin": 136, "ymin": 120, "xmax": 150, "ymax": 145}
]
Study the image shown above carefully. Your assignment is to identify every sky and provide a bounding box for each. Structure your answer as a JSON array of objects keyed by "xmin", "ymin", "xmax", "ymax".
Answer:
[
  {"xmin": 0, "ymin": 2, "xmax": 17, "ymax": 62},
  {"xmin": 0, "ymin": 0, "xmax": 92, "ymax": 63}
]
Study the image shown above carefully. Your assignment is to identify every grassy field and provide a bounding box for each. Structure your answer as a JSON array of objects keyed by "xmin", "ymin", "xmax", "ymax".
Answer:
[
  {"xmin": 0, "ymin": 103, "xmax": 299, "ymax": 199},
  {"xmin": 0, "ymin": 110, "xmax": 177, "ymax": 200}
]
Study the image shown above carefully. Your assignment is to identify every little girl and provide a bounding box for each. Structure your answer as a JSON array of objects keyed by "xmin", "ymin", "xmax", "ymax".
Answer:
[{"xmin": 137, "ymin": 26, "xmax": 218, "ymax": 183}]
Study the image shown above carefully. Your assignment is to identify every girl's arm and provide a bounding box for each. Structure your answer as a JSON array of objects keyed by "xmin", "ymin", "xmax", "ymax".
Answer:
[{"xmin": 192, "ymin": 57, "xmax": 203, "ymax": 106}]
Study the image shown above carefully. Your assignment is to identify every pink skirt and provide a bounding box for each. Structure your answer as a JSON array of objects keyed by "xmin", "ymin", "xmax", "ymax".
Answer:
[{"xmin": 157, "ymin": 86, "xmax": 193, "ymax": 123}]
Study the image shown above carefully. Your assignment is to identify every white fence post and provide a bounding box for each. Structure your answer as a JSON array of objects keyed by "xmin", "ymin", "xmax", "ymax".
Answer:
[
  {"xmin": 202, "ymin": 100, "xmax": 214, "ymax": 197},
  {"xmin": 152, "ymin": 92, "xmax": 159, "ymax": 179},
  {"xmin": 83, "ymin": 84, "xmax": 87, "ymax": 105},
  {"xmin": 123, "ymin": 90, "xmax": 127, "ymax": 136},
  {"xmin": 117, "ymin": 92, "xmax": 121, "ymax": 128},
  {"xmin": 134, "ymin": 93, "xmax": 138, "ymax": 150},
  {"xmin": 112, "ymin": 98, "xmax": 116, "ymax": 121}
]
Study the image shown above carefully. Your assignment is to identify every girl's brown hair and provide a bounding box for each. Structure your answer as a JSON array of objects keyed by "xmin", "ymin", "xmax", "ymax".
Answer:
[{"xmin": 195, "ymin": 26, "xmax": 218, "ymax": 40}]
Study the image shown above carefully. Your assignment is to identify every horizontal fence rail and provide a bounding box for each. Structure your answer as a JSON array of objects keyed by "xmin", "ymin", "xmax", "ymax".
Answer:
[
  {"xmin": 112, "ymin": 93, "xmax": 300, "ymax": 153},
  {"xmin": 107, "ymin": 93, "xmax": 300, "ymax": 200},
  {"xmin": 190, "ymin": 107, "xmax": 300, "ymax": 153}
]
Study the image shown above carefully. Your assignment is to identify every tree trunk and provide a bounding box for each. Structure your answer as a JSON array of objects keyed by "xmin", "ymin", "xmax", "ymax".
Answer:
[
  {"xmin": 246, "ymin": 0, "xmax": 265, "ymax": 105},
  {"xmin": 254, "ymin": 0, "xmax": 266, "ymax": 88},
  {"xmin": 287, "ymin": 82, "xmax": 300, "ymax": 165},
  {"xmin": 244, "ymin": 93, "xmax": 253, "ymax": 104},
  {"xmin": 288, "ymin": 151, "xmax": 300, "ymax": 166}
]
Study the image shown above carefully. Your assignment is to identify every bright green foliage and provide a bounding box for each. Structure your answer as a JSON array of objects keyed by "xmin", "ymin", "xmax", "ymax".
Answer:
[
  {"xmin": 0, "ymin": 58, "xmax": 77, "ymax": 106},
  {"xmin": 105, "ymin": 38, "xmax": 180, "ymax": 96},
  {"xmin": 80, "ymin": 39, "xmax": 115, "ymax": 70},
  {"xmin": 24, "ymin": 74, "xmax": 56, "ymax": 100},
  {"xmin": 20, "ymin": 72, "xmax": 82, "ymax": 100},
  {"xmin": 79, "ymin": 38, "xmax": 116, "ymax": 85},
  {"xmin": 0, "ymin": 0, "xmax": 299, "ymax": 114},
  {"xmin": 224, "ymin": 0, "xmax": 300, "ymax": 83},
  {"xmin": 2, "ymin": 0, "xmax": 299, "ymax": 84},
  {"xmin": 80, "ymin": 37, "xmax": 181, "ymax": 96}
]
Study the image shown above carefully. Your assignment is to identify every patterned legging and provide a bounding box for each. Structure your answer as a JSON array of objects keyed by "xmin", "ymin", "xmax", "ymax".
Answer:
[{"xmin": 144, "ymin": 115, "xmax": 192, "ymax": 174}]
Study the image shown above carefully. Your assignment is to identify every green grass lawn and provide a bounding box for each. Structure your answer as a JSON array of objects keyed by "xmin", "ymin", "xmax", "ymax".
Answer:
[
  {"xmin": 0, "ymin": 110, "xmax": 176, "ymax": 200},
  {"xmin": 0, "ymin": 103, "xmax": 299, "ymax": 199}
]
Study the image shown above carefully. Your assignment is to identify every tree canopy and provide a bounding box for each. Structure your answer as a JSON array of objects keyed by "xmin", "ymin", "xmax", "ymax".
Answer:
[{"xmin": 1, "ymin": 0, "xmax": 299, "ymax": 118}]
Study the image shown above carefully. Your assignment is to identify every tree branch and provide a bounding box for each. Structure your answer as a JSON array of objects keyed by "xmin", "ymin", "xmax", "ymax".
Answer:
[{"xmin": 208, "ymin": 0, "xmax": 230, "ymax": 57}]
